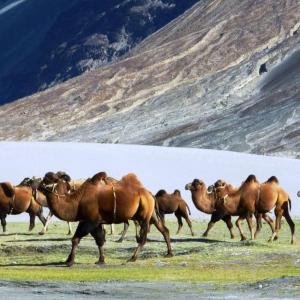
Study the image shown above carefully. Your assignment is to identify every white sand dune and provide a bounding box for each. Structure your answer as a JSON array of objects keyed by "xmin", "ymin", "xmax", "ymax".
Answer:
[{"xmin": 1, "ymin": 142, "xmax": 299, "ymax": 222}]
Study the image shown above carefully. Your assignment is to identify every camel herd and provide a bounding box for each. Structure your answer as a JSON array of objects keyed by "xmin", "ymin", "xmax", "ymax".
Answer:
[{"xmin": 0, "ymin": 171, "xmax": 297, "ymax": 265}]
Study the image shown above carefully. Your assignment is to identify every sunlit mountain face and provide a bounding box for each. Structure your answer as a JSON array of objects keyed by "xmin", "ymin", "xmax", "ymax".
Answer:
[{"xmin": 0, "ymin": 0, "xmax": 199, "ymax": 104}]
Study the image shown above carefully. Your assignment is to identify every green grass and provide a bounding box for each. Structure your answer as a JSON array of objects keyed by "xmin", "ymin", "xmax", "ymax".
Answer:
[{"xmin": 0, "ymin": 219, "xmax": 299, "ymax": 283}]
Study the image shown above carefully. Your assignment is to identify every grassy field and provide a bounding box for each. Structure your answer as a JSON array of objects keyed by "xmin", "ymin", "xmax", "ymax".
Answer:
[{"xmin": 0, "ymin": 218, "xmax": 299, "ymax": 283}]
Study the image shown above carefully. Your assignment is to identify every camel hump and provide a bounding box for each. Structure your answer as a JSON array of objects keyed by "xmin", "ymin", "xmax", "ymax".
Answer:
[
  {"xmin": 155, "ymin": 189, "xmax": 167, "ymax": 197},
  {"xmin": 266, "ymin": 176, "xmax": 279, "ymax": 184},
  {"xmin": 120, "ymin": 173, "xmax": 143, "ymax": 188},
  {"xmin": 0, "ymin": 182, "xmax": 14, "ymax": 197},
  {"xmin": 90, "ymin": 172, "xmax": 107, "ymax": 184},
  {"xmin": 19, "ymin": 177, "xmax": 32, "ymax": 186},
  {"xmin": 244, "ymin": 174, "xmax": 258, "ymax": 183},
  {"xmin": 173, "ymin": 189, "xmax": 181, "ymax": 196}
]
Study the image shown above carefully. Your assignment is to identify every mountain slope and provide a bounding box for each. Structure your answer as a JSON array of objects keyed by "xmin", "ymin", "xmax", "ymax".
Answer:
[
  {"xmin": 0, "ymin": 0, "xmax": 300, "ymax": 157},
  {"xmin": 0, "ymin": 0, "xmax": 199, "ymax": 104}
]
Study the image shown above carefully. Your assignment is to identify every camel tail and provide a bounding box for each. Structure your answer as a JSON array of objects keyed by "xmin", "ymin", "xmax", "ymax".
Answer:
[
  {"xmin": 288, "ymin": 198, "xmax": 292, "ymax": 211},
  {"xmin": 186, "ymin": 203, "xmax": 192, "ymax": 215},
  {"xmin": 152, "ymin": 194, "xmax": 163, "ymax": 221}
]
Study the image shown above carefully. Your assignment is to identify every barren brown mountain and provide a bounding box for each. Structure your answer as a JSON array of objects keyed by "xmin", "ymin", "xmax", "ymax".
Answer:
[{"xmin": 0, "ymin": 0, "xmax": 300, "ymax": 156}]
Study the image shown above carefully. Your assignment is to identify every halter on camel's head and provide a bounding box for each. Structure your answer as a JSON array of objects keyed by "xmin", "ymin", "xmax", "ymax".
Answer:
[{"xmin": 40, "ymin": 172, "xmax": 70, "ymax": 197}]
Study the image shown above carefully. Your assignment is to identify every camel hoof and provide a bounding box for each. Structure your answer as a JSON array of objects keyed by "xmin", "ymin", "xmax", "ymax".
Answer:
[
  {"xmin": 273, "ymin": 236, "xmax": 278, "ymax": 241},
  {"xmin": 116, "ymin": 239, "xmax": 124, "ymax": 243},
  {"xmin": 127, "ymin": 257, "xmax": 137, "ymax": 263},
  {"xmin": 231, "ymin": 235, "xmax": 235, "ymax": 239},
  {"xmin": 165, "ymin": 252, "xmax": 174, "ymax": 258},
  {"xmin": 191, "ymin": 233, "xmax": 195, "ymax": 237},
  {"xmin": 95, "ymin": 260, "xmax": 105, "ymax": 265},
  {"xmin": 66, "ymin": 261, "xmax": 74, "ymax": 267},
  {"xmin": 202, "ymin": 233, "xmax": 208, "ymax": 238},
  {"xmin": 39, "ymin": 231, "xmax": 45, "ymax": 236},
  {"xmin": 240, "ymin": 237, "xmax": 247, "ymax": 241}
]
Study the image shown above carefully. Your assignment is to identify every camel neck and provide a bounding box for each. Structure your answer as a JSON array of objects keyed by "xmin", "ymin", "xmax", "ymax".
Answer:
[
  {"xmin": 44, "ymin": 189, "xmax": 79, "ymax": 222},
  {"xmin": 191, "ymin": 189, "xmax": 216, "ymax": 214}
]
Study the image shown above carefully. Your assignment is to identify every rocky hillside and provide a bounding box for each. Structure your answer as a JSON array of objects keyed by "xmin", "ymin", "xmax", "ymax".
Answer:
[
  {"xmin": 0, "ymin": 0, "xmax": 300, "ymax": 157},
  {"xmin": 0, "ymin": 0, "xmax": 199, "ymax": 104}
]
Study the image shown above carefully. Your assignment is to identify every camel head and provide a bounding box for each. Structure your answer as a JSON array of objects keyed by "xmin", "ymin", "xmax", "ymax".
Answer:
[
  {"xmin": 40, "ymin": 172, "xmax": 70, "ymax": 195},
  {"xmin": 297, "ymin": 191, "xmax": 300, "ymax": 198},
  {"xmin": 185, "ymin": 179, "xmax": 206, "ymax": 192},
  {"xmin": 56, "ymin": 171, "xmax": 72, "ymax": 182}
]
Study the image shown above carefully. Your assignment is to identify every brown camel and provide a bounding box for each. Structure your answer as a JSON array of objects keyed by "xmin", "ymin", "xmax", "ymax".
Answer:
[
  {"xmin": 215, "ymin": 175, "xmax": 295, "ymax": 244},
  {"xmin": 185, "ymin": 179, "xmax": 235, "ymax": 239},
  {"xmin": 21, "ymin": 175, "xmax": 73, "ymax": 235},
  {"xmin": 0, "ymin": 180, "xmax": 46, "ymax": 232},
  {"xmin": 40, "ymin": 172, "xmax": 173, "ymax": 265},
  {"xmin": 155, "ymin": 189, "xmax": 194, "ymax": 236},
  {"xmin": 214, "ymin": 179, "xmax": 274, "ymax": 241}
]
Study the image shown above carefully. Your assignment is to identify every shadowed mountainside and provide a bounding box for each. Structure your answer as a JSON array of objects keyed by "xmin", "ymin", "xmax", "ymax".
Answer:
[
  {"xmin": 0, "ymin": 0, "xmax": 300, "ymax": 157},
  {"xmin": 0, "ymin": 0, "xmax": 199, "ymax": 104}
]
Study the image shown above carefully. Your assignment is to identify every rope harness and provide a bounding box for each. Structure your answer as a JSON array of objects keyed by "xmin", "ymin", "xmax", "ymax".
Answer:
[
  {"xmin": 112, "ymin": 185, "xmax": 117, "ymax": 222},
  {"xmin": 9, "ymin": 194, "xmax": 16, "ymax": 215},
  {"xmin": 44, "ymin": 183, "xmax": 67, "ymax": 198}
]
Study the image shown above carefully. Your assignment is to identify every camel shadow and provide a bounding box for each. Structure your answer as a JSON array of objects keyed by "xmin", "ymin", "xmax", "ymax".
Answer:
[
  {"xmin": 4, "ymin": 237, "xmax": 70, "ymax": 243},
  {"xmin": 0, "ymin": 232, "xmax": 36, "ymax": 237},
  {"xmin": 145, "ymin": 237, "xmax": 232, "ymax": 244},
  {"xmin": 0, "ymin": 261, "xmax": 68, "ymax": 267}
]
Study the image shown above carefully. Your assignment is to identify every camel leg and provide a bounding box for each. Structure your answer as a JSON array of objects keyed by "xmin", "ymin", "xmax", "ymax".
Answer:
[
  {"xmin": 67, "ymin": 222, "xmax": 73, "ymax": 235},
  {"xmin": 39, "ymin": 211, "xmax": 53, "ymax": 235},
  {"xmin": 107, "ymin": 224, "xmax": 114, "ymax": 235},
  {"xmin": 90, "ymin": 225, "xmax": 106, "ymax": 264},
  {"xmin": 66, "ymin": 221, "xmax": 97, "ymax": 267},
  {"xmin": 37, "ymin": 209, "xmax": 47, "ymax": 226},
  {"xmin": 202, "ymin": 213, "xmax": 220, "ymax": 237},
  {"xmin": 269, "ymin": 209, "xmax": 283, "ymax": 242},
  {"xmin": 28, "ymin": 213, "xmax": 35, "ymax": 231},
  {"xmin": 246, "ymin": 214, "xmax": 254, "ymax": 240},
  {"xmin": 283, "ymin": 202, "xmax": 296, "ymax": 244},
  {"xmin": 262, "ymin": 213, "xmax": 275, "ymax": 235},
  {"xmin": 0, "ymin": 214, "xmax": 7, "ymax": 233},
  {"xmin": 254, "ymin": 213, "xmax": 262, "ymax": 239},
  {"xmin": 150, "ymin": 213, "xmax": 173, "ymax": 257},
  {"xmin": 181, "ymin": 211, "xmax": 194, "ymax": 236},
  {"xmin": 134, "ymin": 220, "xmax": 140, "ymax": 242},
  {"xmin": 116, "ymin": 221, "xmax": 129, "ymax": 243},
  {"xmin": 222, "ymin": 215, "xmax": 235, "ymax": 239},
  {"xmin": 175, "ymin": 212, "xmax": 183, "ymax": 235},
  {"xmin": 128, "ymin": 220, "xmax": 149, "ymax": 262},
  {"xmin": 236, "ymin": 217, "xmax": 247, "ymax": 241}
]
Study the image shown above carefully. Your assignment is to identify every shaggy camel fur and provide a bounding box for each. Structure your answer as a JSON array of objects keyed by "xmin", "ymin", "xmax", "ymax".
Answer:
[
  {"xmin": 215, "ymin": 175, "xmax": 295, "ymax": 244},
  {"xmin": 185, "ymin": 179, "xmax": 235, "ymax": 239},
  {"xmin": 40, "ymin": 172, "xmax": 173, "ymax": 265},
  {"xmin": 155, "ymin": 189, "xmax": 194, "ymax": 236},
  {"xmin": 0, "ymin": 181, "xmax": 46, "ymax": 232}
]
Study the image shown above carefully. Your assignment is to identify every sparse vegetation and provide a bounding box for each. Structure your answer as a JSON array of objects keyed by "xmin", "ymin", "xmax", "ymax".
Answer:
[{"xmin": 0, "ymin": 219, "xmax": 299, "ymax": 283}]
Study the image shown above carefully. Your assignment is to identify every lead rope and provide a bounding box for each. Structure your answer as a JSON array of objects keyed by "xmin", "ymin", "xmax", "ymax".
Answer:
[{"xmin": 112, "ymin": 185, "xmax": 117, "ymax": 222}]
